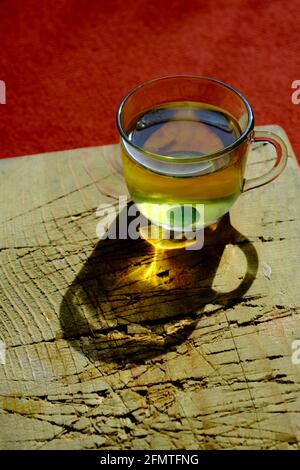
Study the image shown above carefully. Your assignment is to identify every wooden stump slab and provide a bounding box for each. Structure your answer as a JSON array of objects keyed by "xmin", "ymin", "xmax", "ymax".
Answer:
[{"xmin": 0, "ymin": 125, "xmax": 300, "ymax": 450}]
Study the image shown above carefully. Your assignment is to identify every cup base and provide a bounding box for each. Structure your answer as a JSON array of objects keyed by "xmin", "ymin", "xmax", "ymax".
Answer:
[{"xmin": 138, "ymin": 219, "xmax": 220, "ymax": 250}]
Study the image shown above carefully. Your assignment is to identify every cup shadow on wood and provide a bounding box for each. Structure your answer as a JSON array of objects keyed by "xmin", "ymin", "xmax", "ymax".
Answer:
[{"xmin": 59, "ymin": 207, "xmax": 258, "ymax": 365}]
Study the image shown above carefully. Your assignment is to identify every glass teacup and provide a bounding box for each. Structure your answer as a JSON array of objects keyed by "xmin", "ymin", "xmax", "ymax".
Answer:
[{"xmin": 117, "ymin": 76, "xmax": 287, "ymax": 238}]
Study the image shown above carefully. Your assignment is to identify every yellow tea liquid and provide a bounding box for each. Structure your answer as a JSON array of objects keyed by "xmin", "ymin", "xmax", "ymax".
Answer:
[{"xmin": 122, "ymin": 102, "xmax": 246, "ymax": 231}]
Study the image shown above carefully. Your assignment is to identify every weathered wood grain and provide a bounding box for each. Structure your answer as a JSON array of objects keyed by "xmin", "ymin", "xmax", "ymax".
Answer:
[{"xmin": 0, "ymin": 126, "xmax": 300, "ymax": 450}]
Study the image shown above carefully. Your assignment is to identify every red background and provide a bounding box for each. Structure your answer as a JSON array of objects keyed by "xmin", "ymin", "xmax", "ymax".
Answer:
[{"xmin": 0, "ymin": 0, "xmax": 299, "ymax": 160}]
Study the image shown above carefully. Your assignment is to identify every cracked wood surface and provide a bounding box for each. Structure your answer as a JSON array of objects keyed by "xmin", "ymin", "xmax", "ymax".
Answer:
[{"xmin": 0, "ymin": 125, "xmax": 300, "ymax": 450}]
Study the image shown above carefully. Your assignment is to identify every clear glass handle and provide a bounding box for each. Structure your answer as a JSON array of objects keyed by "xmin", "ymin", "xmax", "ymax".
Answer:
[{"xmin": 243, "ymin": 129, "xmax": 288, "ymax": 192}]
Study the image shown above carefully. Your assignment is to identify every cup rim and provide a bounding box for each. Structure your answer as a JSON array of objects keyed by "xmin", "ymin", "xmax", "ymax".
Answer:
[{"xmin": 116, "ymin": 75, "xmax": 254, "ymax": 163}]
